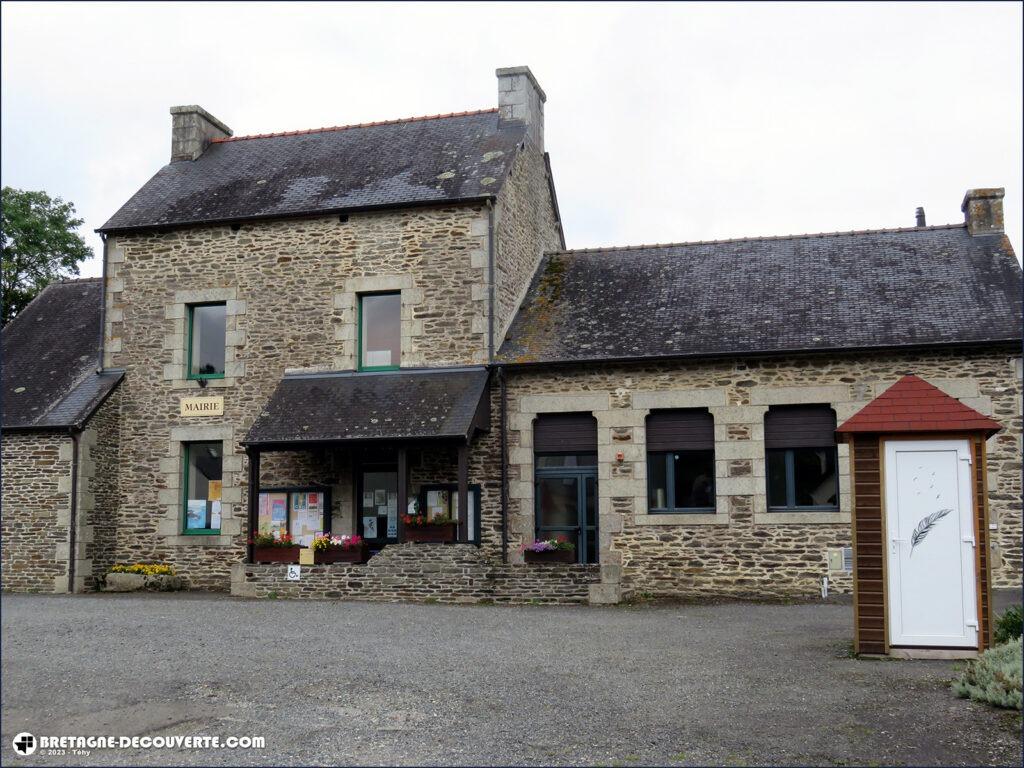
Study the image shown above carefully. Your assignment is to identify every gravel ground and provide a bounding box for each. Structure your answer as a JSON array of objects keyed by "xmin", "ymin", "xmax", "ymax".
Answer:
[{"xmin": 1, "ymin": 593, "xmax": 1020, "ymax": 767}]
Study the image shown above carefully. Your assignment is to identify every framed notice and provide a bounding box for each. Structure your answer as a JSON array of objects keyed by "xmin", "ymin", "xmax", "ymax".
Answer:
[
  {"xmin": 363, "ymin": 516, "xmax": 378, "ymax": 538},
  {"xmin": 258, "ymin": 487, "xmax": 331, "ymax": 544},
  {"xmin": 185, "ymin": 500, "xmax": 208, "ymax": 529}
]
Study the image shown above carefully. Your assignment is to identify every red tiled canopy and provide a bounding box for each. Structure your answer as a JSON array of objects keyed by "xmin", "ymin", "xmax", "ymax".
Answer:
[{"xmin": 837, "ymin": 374, "xmax": 1001, "ymax": 435}]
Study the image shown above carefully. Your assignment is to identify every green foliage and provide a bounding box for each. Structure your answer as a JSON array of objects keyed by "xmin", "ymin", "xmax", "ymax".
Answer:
[
  {"xmin": 994, "ymin": 605, "xmax": 1023, "ymax": 645},
  {"xmin": 1, "ymin": 187, "xmax": 92, "ymax": 325},
  {"xmin": 951, "ymin": 637, "xmax": 1022, "ymax": 710}
]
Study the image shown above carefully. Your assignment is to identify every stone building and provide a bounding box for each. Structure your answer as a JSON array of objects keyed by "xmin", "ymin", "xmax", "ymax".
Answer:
[{"xmin": 2, "ymin": 66, "xmax": 1021, "ymax": 615}]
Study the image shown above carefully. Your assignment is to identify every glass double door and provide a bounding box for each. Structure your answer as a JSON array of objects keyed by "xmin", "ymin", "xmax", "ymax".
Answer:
[{"xmin": 535, "ymin": 467, "xmax": 598, "ymax": 564}]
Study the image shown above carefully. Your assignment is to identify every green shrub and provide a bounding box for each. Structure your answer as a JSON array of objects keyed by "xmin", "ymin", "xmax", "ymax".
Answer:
[
  {"xmin": 951, "ymin": 637, "xmax": 1022, "ymax": 710},
  {"xmin": 994, "ymin": 605, "xmax": 1023, "ymax": 645}
]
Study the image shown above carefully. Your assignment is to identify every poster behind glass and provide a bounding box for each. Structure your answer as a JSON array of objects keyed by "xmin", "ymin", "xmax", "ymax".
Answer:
[{"xmin": 290, "ymin": 491, "xmax": 323, "ymax": 547}]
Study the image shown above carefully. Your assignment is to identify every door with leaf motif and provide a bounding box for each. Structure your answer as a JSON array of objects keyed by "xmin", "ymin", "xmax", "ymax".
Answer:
[{"xmin": 883, "ymin": 439, "xmax": 978, "ymax": 648}]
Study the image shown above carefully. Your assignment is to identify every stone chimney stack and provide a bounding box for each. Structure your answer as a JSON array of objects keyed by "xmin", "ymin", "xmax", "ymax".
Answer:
[
  {"xmin": 961, "ymin": 188, "xmax": 1005, "ymax": 236},
  {"xmin": 170, "ymin": 105, "xmax": 232, "ymax": 162},
  {"xmin": 496, "ymin": 66, "xmax": 546, "ymax": 152}
]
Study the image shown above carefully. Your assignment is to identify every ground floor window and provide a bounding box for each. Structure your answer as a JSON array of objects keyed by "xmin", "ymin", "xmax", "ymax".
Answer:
[
  {"xmin": 767, "ymin": 447, "xmax": 838, "ymax": 510},
  {"xmin": 183, "ymin": 442, "xmax": 223, "ymax": 534},
  {"xmin": 257, "ymin": 488, "xmax": 329, "ymax": 547},
  {"xmin": 420, "ymin": 483, "xmax": 481, "ymax": 543},
  {"xmin": 647, "ymin": 450, "xmax": 715, "ymax": 512}
]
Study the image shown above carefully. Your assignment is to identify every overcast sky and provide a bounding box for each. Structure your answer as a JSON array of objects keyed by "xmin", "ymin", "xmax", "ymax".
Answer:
[{"xmin": 2, "ymin": 1, "xmax": 1021, "ymax": 277}]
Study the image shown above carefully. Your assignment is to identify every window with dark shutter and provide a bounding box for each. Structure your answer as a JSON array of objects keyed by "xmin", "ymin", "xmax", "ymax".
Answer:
[
  {"xmin": 764, "ymin": 405, "xmax": 839, "ymax": 511},
  {"xmin": 646, "ymin": 409, "xmax": 715, "ymax": 512},
  {"xmin": 534, "ymin": 413, "xmax": 598, "ymax": 465}
]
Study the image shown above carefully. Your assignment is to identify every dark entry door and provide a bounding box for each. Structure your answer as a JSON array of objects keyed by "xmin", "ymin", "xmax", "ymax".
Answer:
[{"xmin": 535, "ymin": 466, "xmax": 598, "ymax": 564}]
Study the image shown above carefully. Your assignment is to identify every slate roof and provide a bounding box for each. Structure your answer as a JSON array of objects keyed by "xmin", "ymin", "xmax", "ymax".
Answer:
[
  {"xmin": 1, "ymin": 280, "xmax": 122, "ymax": 431},
  {"xmin": 498, "ymin": 225, "xmax": 1023, "ymax": 365},
  {"xmin": 100, "ymin": 110, "xmax": 525, "ymax": 232},
  {"xmin": 837, "ymin": 374, "xmax": 1001, "ymax": 435},
  {"xmin": 244, "ymin": 367, "xmax": 489, "ymax": 446}
]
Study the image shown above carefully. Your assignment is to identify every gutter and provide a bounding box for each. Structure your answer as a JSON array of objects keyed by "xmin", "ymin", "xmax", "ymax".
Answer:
[
  {"xmin": 487, "ymin": 200, "xmax": 496, "ymax": 362},
  {"xmin": 498, "ymin": 366, "xmax": 509, "ymax": 563},
  {"xmin": 496, "ymin": 338, "xmax": 1024, "ymax": 372},
  {"xmin": 66, "ymin": 427, "xmax": 81, "ymax": 594},
  {"xmin": 96, "ymin": 195, "xmax": 498, "ymax": 236},
  {"xmin": 97, "ymin": 234, "xmax": 108, "ymax": 372}
]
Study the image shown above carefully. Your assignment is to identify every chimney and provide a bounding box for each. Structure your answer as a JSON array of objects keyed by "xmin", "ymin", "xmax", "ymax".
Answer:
[
  {"xmin": 961, "ymin": 188, "xmax": 1005, "ymax": 236},
  {"xmin": 496, "ymin": 66, "xmax": 546, "ymax": 152},
  {"xmin": 915, "ymin": 207, "xmax": 926, "ymax": 227},
  {"xmin": 170, "ymin": 105, "xmax": 232, "ymax": 162}
]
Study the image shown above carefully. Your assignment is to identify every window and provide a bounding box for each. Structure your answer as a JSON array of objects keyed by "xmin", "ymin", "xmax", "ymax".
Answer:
[
  {"xmin": 646, "ymin": 409, "xmax": 715, "ymax": 512},
  {"xmin": 764, "ymin": 406, "xmax": 838, "ymax": 511},
  {"xmin": 359, "ymin": 292, "xmax": 401, "ymax": 370},
  {"xmin": 182, "ymin": 442, "xmax": 223, "ymax": 534},
  {"xmin": 187, "ymin": 303, "xmax": 226, "ymax": 379}
]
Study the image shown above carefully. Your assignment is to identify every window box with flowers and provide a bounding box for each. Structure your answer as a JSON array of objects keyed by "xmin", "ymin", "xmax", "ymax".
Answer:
[
  {"xmin": 522, "ymin": 537, "xmax": 576, "ymax": 564},
  {"xmin": 311, "ymin": 534, "xmax": 369, "ymax": 564},
  {"xmin": 251, "ymin": 532, "xmax": 301, "ymax": 564},
  {"xmin": 401, "ymin": 513, "xmax": 457, "ymax": 544}
]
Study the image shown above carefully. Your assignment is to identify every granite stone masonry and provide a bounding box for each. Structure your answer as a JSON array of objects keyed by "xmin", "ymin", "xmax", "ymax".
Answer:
[
  {"xmin": 504, "ymin": 347, "xmax": 1022, "ymax": 600},
  {"xmin": 1, "ymin": 433, "xmax": 73, "ymax": 592}
]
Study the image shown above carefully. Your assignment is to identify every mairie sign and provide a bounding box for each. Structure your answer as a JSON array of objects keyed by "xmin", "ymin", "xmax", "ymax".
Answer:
[{"xmin": 180, "ymin": 396, "xmax": 224, "ymax": 417}]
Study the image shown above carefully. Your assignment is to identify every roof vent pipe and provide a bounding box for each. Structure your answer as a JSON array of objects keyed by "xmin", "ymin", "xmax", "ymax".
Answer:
[{"xmin": 915, "ymin": 207, "xmax": 926, "ymax": 227}]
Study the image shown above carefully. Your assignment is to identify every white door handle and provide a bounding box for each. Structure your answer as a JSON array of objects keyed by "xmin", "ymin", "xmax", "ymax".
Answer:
[{"xmin": 962, "ymin": 537, "xmax": 976, "ymax": 547}]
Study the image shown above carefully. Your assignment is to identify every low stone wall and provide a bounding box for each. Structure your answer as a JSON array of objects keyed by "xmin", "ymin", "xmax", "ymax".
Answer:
[{"xmin": 230, "ymin": 543, "xmax": 599, "ymax": 604}]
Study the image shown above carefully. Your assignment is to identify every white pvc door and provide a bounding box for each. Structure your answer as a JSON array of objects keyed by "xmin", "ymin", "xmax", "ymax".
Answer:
[{"xmin": 884, "ymin": 440, "xmax": 978, "ymax": 648}]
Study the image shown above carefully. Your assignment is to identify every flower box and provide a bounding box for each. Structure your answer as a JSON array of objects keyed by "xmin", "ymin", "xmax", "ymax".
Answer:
[
  {"xmin": 253, "ymin": 546, "xmax": 301, "ymax": 564},
  {"xmin": 524, "ymin": 548, "xmax": 576, "ymax": 564},
  {"xmin": 315, "ymin": 544, "xmax": 369, "ymax": 564},
  {"xmin": 403, "ymin": 523, "xmax": 458, "ymax": 544}
]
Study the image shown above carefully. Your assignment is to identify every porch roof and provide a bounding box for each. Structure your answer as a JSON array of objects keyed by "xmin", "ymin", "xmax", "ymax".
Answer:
[
  {"xmin": 836, "ymin": 374, "xmax": 1002, "ymax": 436},
  {"xmin": 243, "ymin": 366, "xmax": 490, "ymax": 448}
]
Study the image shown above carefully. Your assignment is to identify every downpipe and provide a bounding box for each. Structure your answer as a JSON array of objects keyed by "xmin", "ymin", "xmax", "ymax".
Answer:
[{"xmin": 67, "ymin": 429, "xmax": 81, "ymax": 594}]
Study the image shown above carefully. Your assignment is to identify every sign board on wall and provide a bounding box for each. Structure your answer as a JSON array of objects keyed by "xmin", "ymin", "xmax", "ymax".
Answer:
[{"xmin": 180, "ymin": 396, "xmax": 224, "ymax": 417}]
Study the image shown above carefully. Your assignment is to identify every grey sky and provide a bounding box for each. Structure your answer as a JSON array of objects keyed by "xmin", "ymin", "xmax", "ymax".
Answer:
[{"xmin": 3, "ymin": 1, "xmax": 1021, "ymax": 278}]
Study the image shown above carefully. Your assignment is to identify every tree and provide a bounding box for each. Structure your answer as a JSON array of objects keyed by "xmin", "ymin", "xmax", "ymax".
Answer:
[{"xmin": 1, "ymin": 187, "xmax": 93, "ymax": 325}]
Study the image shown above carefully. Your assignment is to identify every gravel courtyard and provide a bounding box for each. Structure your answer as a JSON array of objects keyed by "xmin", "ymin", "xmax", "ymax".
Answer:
[{"xmin": 1, "ymin": 593, "xmax": 1020, "ymax": 767}]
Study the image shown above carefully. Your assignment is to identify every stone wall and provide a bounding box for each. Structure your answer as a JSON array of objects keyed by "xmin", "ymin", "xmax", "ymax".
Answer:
[
  {"xmin": 78, "ymin": 389, "xmax": 122, "ymax": 591},
  {"xmin": 504, "ymin": 346, "xmax": 1022, "ymax": 601},
  {"xmin": 492, "ymin": 142, "xmax": 562, "ymax": 350},
  {"xmin": 231, "ymin": 543, "xmax": 598, "ymax": 604},
  {"xmin": 1, "ymin": 432, "xmax": 72, "ymax": 592},
  {"xmin": 100, "ymin": 201, "xmax": 528, "ymax": 589}
]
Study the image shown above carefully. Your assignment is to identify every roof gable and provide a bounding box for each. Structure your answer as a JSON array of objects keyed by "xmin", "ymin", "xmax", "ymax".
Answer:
[
  {"xmin": 498, "ymin": 226, "xmax": 1022, "ymax": 364},
  {"xmin": 1, "ymin": 280, "xmax": 122, "ymax": 430},
  {"xmin": 100, "ymin": 110, "xmax": 525, "ymax": 232},
  {"xmin": 837, "ymin": 374, "xmax": 1001, "ymax": 435}
]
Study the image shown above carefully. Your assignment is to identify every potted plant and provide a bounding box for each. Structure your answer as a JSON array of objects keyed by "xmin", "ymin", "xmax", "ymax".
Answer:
[
  {"xmin": 522, "ymin": 536, "xmax": 576, "ymax": 564},
  {"xmin": 251, "ymin": 532, "xmax": 301, "ymax": 564},
  {"xmin": 401, "ymin": 513, "xmax": 457, "ymax": 544},
  {"xmin": 311, "ymin": 534, "xmax": 368, "ymax": 564}
]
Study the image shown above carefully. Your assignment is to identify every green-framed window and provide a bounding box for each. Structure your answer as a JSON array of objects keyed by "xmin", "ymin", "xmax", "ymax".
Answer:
[
  {"xmin": 358, "ymin": 292, "xmax": 400, "ymax": 371},
  {"xmin": 187, "ymin": 303, "xmax": 226, "ymax": 379},
  {"xmin": 182, "ymin": 442, "xmax": 223, "ymax": 534}
]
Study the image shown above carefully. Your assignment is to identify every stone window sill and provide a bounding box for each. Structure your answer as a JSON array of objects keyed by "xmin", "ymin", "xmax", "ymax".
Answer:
[
  {"xmin": 633, "ymin": 513, "xmax": 729, "ymax": 526},
  {"xmin": 165, "ymin": 534, "xmax": 237, "ymax": 547},
  {"xmin": 753, "ymin": 511, "xmax": 851, "ymax": 525}
]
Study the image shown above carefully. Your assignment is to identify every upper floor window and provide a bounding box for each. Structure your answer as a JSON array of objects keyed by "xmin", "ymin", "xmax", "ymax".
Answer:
[
  {"xmin": 183, "ymin": 441, "xmax": 223, "ymax": 534},
  {"xmin": 359, "ymin": 292, "xmax": 400, "ymax": 371},
  {"xmin": 764, "ymin": 405, "xmax": 838, "ymax": 511},
  {"xmin": 188, "ymin": 303, "xmax": 226, "ymax": 379},
  {"xmin": 646, "ymin": 409, "xmax": 715, "ymax": 513}
]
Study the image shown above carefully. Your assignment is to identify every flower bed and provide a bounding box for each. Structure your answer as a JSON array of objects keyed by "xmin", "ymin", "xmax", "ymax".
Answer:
[
  {"xmin": 104, "ymin": 563, "xmax": 185, "ymax": 592},
  {"xmin": 402, "ymin": 514, "xmax": 457, "ymax": 543},
  {"xmin": 251, "ymin": 532, "xmax": 301, "ymax": 564},
  {"xmin": 522, "ymin": 537, "xmax": 576, "ymax": 564},
  {"xmin": 312, "ymin": 534, "xmax": 369, "ymax": 564}
]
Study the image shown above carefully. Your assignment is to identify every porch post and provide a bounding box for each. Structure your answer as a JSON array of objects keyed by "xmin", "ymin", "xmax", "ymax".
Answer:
[
  {"xmin": 457, "ymin": 443, "xmax": 469, "ymax": 542},
  {"xmin": 246, "ymin": 447, "xmax": 260, "ymax": 564},
  {"xmin": 397, "ymin": 447, "xmax": 407, "ymax": 542}
]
